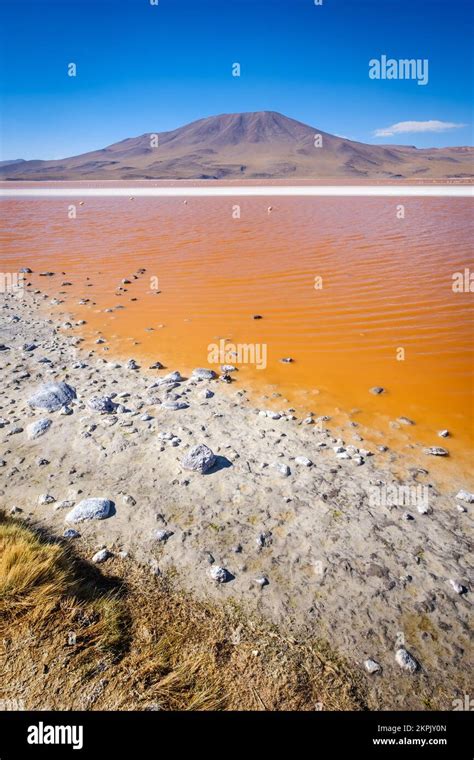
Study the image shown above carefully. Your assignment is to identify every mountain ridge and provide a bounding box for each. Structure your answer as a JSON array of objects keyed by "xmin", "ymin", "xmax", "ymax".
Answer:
[{"xmin": 1, "ymin": 111, "xmax": 473, "ymax": 180}]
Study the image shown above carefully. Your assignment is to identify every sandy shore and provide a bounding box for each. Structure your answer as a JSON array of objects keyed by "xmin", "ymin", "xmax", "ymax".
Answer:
[{"xmin": 0, "ymin": 287, "xmax": 472, "ymax": 709}]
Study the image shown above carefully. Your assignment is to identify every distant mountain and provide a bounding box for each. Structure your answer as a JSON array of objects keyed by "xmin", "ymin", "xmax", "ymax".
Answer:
[
  {"xmin": 0, "ymin": 158, "xmax": 26, "ymax": 168},
  {"xmin": 1, "ymin": 111, "xmax": 473, "ymax": 180}
]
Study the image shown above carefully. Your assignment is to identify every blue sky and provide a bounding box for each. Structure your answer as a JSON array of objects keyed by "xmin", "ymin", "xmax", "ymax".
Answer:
[{"xmin": 0, "ymin": 0, "xmax": 472, "ymax": 160}]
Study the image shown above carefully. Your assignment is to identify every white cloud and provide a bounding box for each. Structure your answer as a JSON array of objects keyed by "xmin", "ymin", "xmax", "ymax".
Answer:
[{"xmin": 373, "ymin": 120, "xmax": 467, "ymax": 138}]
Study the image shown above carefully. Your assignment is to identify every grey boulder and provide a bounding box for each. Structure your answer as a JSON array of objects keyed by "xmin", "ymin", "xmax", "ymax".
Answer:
[
  {"xmin": 28, "ymin": 381, "xmax": 76, "ymax": 412},
  {"xmin": 182, "ymin": 444, "xmax": 216, "ymax": 474},
  {"xmin": 65, "ymin": 498, "xmax": 114, "ymax": 523}
]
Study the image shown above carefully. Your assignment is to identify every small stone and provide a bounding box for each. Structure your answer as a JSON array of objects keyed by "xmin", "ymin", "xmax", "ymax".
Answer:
[
  {"xmin": 254, "ymin": 576, "xmax": 269, "ymax": 587},
  {"xmin": 271, "ymin": 462, "xmax": 290, "ymax": 477},
  {"xmin": 295, "ymin": 456, "xmax": 312, "ymax": 467},
  {"xmin": 220, "ymin": 364, "xmax": 237, "ymax": 373},
  {"xmin": 27, "ymin": 418, "xmax": 52, "ymax": 440},
  {"xmin": 87, "ymin": 396, "xmax": 117, "ymax": 414},
  {"xmin": 280, "ymin": 357, "xmax": 293, "ymax": 363},
  {"xmin": 123, "ymin": 495, "xmax": 136, "ymax": 506},
  {"xmin": 364, "ymin": 659, "xmax": 382, "ymax": 674},
  {"xmin": 63, "ymin": 529, "xmax": 80, "ymax": 539},
  {"xmin": 154, "ymin": 529, "xmax": 174, "ymax": 542},
  {"xmin": 209, "ymin": 565, "xmax": 229, "ymax": 583},
  {"xmin": 201, "ymin": 388, "xmax": 214, "ymax": 399},
  {"xmin": 456, "ymin": 490, "xmax": 474, "ymax": 504},
  {"xmin": 39, "ymin": 494, "xmax": 55, "ymax": 505},
  {"xmin": 182, "ymin": 444, "xmax": 216, "ymax": 474},
  {"xmin": 157, "ymin": 371, "xmax": 183, "ymax": 385},
  {"xmin": 424, "ymin": 447, "xmax": 449, "ymax": 457},
  {"xmin": 370, "ymin": 386, "xmax": 385, "ymax": 395},
  {"xmin": 192, "ymin": 368, "xmax": 216, "ymax": 380},
  {"xmin": 163, "ymin": 400, "xmax": 189, "ymax": 411},
  {"xmin": 402, "ymin": 512, "xmax": 415, "ymax": 521},
  {"xmin": 92, "ymin": 548, "xmax": 112, "ymax": 564},
  {"xmin": 398, "ymin": 416, "xmax": 415, "ymax": 425},
  {"xmin": 65, "ymin": 498, "xmax": 114, "ymax": 523},
  {"xmin": 449, "ymin": 579, "xmax": 467, "ymax": 595},
  {"xmin": 395, "ymin": 648, "xmax": 419, "ymax": 673},
  {"xmin": 438, "ymin": 430, "xmax": 450, "ymax": 438},
  {"xmin": 416, "ymin": 501, "xmax": 431, "ymax": 515}
]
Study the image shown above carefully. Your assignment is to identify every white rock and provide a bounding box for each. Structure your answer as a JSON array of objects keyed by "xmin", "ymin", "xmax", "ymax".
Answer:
[
  {"xmin": 92, "ymin": 548, "xmax": 112, "ymax": 564},
  {"xmin": 295, "ymin": 456, "xmax": 312, "ymax": 467},
  {"xmin": 456, "ymin": 490, "xmax": 474, "ymax": 504},
  {"xmin": 65, "ymin": 498, "xmax": 114, "ymax": 523},
  {"xmin": 209, "ymin": 565, "xmax": 229, "ymax": 583},
  {"xmin": 154, "ymin": 529, "xmax": 174, "ymax": 542},
  {"xmin": 182, "ymin": 444, "xmax": 216, "ymax": 474},
  {"xmin": 271, "ymin": 462, "xmax": 290, "ymax": 477},
  {"xmin": 364, "ymin": 658, "xmax": 381, "ymax": 674},
  {"xmin": 449, "ymin": 579, "xmax": 466, "ymax": 595},
  {"xmin": 395, "ymin": 648, "xmax": 419, "ymax": 673},
  {"xmin": 27, "ymin": 418, "xmax": 52, "ymax": 440},
  {"xmin": 38, "ymin": 493, "xmax": 55, "ymax": 505}
]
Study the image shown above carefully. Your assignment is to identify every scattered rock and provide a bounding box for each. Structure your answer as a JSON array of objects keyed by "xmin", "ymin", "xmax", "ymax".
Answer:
[
  {"xmin": 92, "ymin": 548, "xmax": 112, "ymax": 564},
  {"xmin": 38, "ymin": 494, "xmax": 55, "ymax": 505},
  {"xmin": 424, "ymin": 447, "xmax": 449, "ymax": 457},
  {"xmin": 271, "ymin": 462, "xmax": 290, "ymax": 477},
  {"xmin": 28, "ymin": 381, "xmax": 76, "ymax": 412},
  {"xmin": 209, "ymin": 565, "xmax": 229, "ymax": 583},
  {"xmin": 295, "ymin": 456, "xmax": 312, "ymax": 467},
  {"xmin": 370, "ymin": 386, "xmax": 385, "ymax": 395},
  {"xmin": 26, "ymin": 418, "xmax": 52, "ymax": 440},
  {"xmin": 163, "ymin": 400, "xmax": 189, "ymax": 411},
  {"xmin": 87, "ymin": 396, "xmax": 117, "ymax": 414},
  {"xmin": 154, "ymin": 529, "xmax": 174, "ymax": 542},
  {"xmin": 364, "ymin": 659, "xmax": 382, "ymax": 674},
  {"xmin": 449, "ymin": 579, "xmax": 467, "ymax": 595},
  {"xmin": 182, "ymin": 444, "xmax": 216, "ymax": 474},
  {"xmin": 456, "ymin": 490, "xmax": 474, "ymax": 504},
  {"xmin": 395, "ymin": 648, "xmax": 419, "ymax": 673},
  {"xmin": 65, "ymin": 498, "xmax": 114, "ymax": 523},
  {"xmin": 192, "ymin": 368, "xmax": 216, "ymax": 380},
  {"xmin": 63, "ymin": 529, "xmax": 80, "ymax": 539}
]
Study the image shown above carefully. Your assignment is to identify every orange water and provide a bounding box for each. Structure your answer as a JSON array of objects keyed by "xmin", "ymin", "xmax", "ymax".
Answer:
[{"xmin": 1, "ymin": 193, "xmax": 473, "ymax": 478}]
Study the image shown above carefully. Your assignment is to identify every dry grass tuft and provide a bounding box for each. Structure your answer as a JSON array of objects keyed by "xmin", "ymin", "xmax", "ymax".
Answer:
[{"xmin": 0, "ymin": 512, "xmax": 368, "ymax": 711}]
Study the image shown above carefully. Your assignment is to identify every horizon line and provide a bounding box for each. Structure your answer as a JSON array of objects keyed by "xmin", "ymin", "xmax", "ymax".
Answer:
[{"xmin": 1, "ymin": 185, "xmax": 473, "ymax": 198}]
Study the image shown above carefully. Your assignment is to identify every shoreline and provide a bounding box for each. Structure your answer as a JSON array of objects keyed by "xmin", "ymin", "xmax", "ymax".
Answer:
[{"xmin": 0, "ymin": 287, "xmax": 473, "ymax": 709}]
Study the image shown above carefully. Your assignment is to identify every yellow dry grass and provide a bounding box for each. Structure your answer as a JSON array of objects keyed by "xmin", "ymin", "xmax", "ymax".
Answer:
[{"xmin": 0, "ymin": 512, "xmax": 368, "ymax": 711}]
